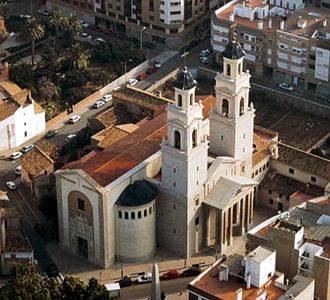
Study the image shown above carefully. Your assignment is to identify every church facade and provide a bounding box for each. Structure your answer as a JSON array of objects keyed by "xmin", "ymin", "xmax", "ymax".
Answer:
[{"xmin": 55, "ymin": 41, "xmax": 268, "ymax": 268}]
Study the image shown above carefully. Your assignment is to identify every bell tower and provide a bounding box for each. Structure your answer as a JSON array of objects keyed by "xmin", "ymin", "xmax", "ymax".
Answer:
[
  {"xmin": 161, "ymin": 67, "xmax": 208, "ymax": 199},
  {"xmin": 209, "ymin": 39, "xmax": 255, "ymax": 175}
]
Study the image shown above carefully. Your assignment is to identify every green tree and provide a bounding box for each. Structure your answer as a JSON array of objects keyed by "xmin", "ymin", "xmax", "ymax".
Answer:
[
  {"xmin": 0, "ymin": 28, "xmax": 8, "ymax": 54},
  {"xmin": 69, "ymin": 43, "xmax": 90, "ymax": 70},
  {"xmin": 49, "ymin": 11, "xmax": 66, "ymax": 50},
  {"xmin": 26, "ymin": 17, "xmax": 45, "ymax": 65},
  {"xmin": 9, "ymin": 62, "xmax": 34, "ymax": 89},
  {"xmin": 95, "ymin": 70, "xmax": 115, "ymax": 87},
  {"xmin": 65, "ymin": 14, "xmax": 82, "ymax": 41}
]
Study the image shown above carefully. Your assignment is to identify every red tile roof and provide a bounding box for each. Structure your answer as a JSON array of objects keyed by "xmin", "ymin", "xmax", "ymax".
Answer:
[{"xmin": 63, "ymin": 112, "xmax": 167, "ymax": 187}]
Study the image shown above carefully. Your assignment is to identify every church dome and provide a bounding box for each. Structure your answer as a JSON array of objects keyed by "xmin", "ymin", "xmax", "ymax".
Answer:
[
  {"xmin": 222, "ymin": 39, "xmax": 245, "ymax": 60},
  {"xmin": 116, "ymin": 180, "xmax": 158, "ymax": 207},
  {"xmin": 173, "ymin": 66, "xmax": 197, "ymax": 90}
]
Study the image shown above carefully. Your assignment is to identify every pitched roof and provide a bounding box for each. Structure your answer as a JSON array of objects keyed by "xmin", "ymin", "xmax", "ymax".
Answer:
[
  {"xmin": 0, "ymin": 98, "xmax": 19, "ymax": 121},
  {"xmin": 63, "ymin": 112, "xmax": 167, "ymax": 187},
  {"xmin": 278, "ymin": 143, "xmax": 330, "ymax": 181}
]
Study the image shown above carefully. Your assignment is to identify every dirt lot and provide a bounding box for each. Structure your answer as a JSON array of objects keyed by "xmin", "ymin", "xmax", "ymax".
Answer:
[{"xmin": 158, "ymin": 78, "xmax": 330, "ymax": 152}]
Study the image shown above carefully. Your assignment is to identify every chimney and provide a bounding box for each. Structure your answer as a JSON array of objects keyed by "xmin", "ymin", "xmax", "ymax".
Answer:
[
  {"xmin": 236, "ymin": 288, "xmax": 243, "ymax": 300},
  {"xmin": 229, "ymin": 12, "xmax": 234, "ymax": 22},
  {"xmin": 258, "ymin": 20, "xmax": 263, "ymax": 29},
  {"xmin": 246, "ymin": 273, "xmax": 251, "ymax": 289},
  {"xmin": 268, "ymin": 18, "xmax": 272, "ymax": 28},
  {"xmin": 219, "ymin": 265, "xmax": 229, "ymax": 281},
  {"xmin": 280, "ymin": 20, "xmax": 285, "ymax": 30},
  {"xmin": 323, "ymin": 19, "xmax": 327, "ymax": 27}
]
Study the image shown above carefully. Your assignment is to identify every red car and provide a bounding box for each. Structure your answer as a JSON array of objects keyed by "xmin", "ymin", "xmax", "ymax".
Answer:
[
  {"xmin": 162, "ymin": 270, "xmax": 180, "ymax": 280},
  {"xmin": 137, "ymin": 72, "xmax": 148, "ymax": 81},
  {"xmin": 182, "ymin": 266, "xmax": 201, "ymax": 277}
]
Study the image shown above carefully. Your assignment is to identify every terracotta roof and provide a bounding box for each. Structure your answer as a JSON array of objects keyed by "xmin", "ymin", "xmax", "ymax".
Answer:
[
  {"xmin": 0, "ymin": 207, "xmax": 19, "ymax": 218},
  {"xmin": 21, "ymin": 146, "xmax": 54, "ymax": 177},
  {"xmin": 10, "ymin": 89, "xmax": 31, "ymax": 107},
  {"xmin": 196, "ymin": 95, "xmax": 216, "ymax": 120},
  {"xmin": 34, "ymin": 101, "xmax": 44, "ymax": 114},
  {"xmin": 278, "ymin": 143, "xmax": 330, "ymax": 181},
  {"xmin": 0, "ymin": 98, "xmax": 19, "ymax": 121},
  {"xmin": 0, "ymin": 80, "xmax": 22, "ymax": 96},
  {"xmin": 63, "ymin": 112, "xmax": 167, "ymax": 187},
  {"xmin": 252, "ymin": 148, "xmax": 269, "ymax": 166},
  {"xmin": 4, "ymin": 229, "xmax": 32, "ymax": 252},
  {"xmin": 97, "ymin": 127, "xmax": 131, "ymax": 149}
]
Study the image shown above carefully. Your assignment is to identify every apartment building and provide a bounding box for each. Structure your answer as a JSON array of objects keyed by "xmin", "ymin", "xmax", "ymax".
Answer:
[
  {"xmin": 47, "ymin": 0, "xmax": 219, "ymax": 48},
  {"xmin": 211, "ymin": 0, "xmax": 330, "ymax": 97},
  {"xmin": 188, "ymin": 246, "xmax": 315, "ymax": 300}
]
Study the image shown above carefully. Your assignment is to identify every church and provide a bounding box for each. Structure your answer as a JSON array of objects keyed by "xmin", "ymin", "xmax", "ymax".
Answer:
[{"xmin": 55, "ymin": 40, "xmax": 328, "ymax": 268}]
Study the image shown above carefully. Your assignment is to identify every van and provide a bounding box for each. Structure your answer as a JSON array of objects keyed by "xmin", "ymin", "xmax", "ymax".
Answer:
[
  {"xmin": 15, "ymin": 166, "xmax": 22, "ymax": 176},
  {"xmin": 10, "ymin": 152, "xmax": 22, "ymax": 160},
  {"xmin": 105, "ymin": 283, "xmax": 120, "ymax": 298}
]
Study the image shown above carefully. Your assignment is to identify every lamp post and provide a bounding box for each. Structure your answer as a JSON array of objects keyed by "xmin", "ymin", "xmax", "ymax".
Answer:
[{"xmin": 140, "ymin": 26, "xmax": 146, "ymax": 50}]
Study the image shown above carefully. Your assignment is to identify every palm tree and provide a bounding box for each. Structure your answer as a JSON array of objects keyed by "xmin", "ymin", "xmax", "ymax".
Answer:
[
  {"xmin": 49, "ymin": 11, "xmax": 66, "ymax": 50},
  {"xmin": 26, "ymin": 18, "xmax": 45, "ymax": 65},
  {"xmin": 69, "ymin": 43, "xmax": 90, "ymax": 70},
  {"xmin": 0, "ymin": 29, "xmax": 8, "ymax": 54},
  {"xmin": 65, "ymin": 14, "xmax": 82, "ymax": 41}
]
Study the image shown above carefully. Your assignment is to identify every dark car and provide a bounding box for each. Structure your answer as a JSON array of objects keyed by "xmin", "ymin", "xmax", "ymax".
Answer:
[
  {"xmin": 143, "ymin": 41, "xmax": 155, "ymax": 49},
  {"xmin": 162, "ymin": 270, "xmax": 180, "ymax": 280},
  {"xmin": 182, "ymin": 266, "xmax": 201, "ymax": 277},
  {"xmin": 46, "ymin": 263, "xmax": 58, "ymax": 277},
  {"xmin": 115, "ymin": 276, "xmax": 132, "ymax": 287},
  {"xmin": 46, "ymin": 129, "xmax": 58, "ymax": 138},
  {"xmin": 146, "ymin": 67, "xmax": 156, "ymax": 75},
  {"xmin": 34, "ymin": 223, "xmax": 46, "ymax": 236}
]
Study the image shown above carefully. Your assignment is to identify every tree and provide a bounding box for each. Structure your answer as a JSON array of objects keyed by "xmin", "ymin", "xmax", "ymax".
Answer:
[
  {"xmin": 0, "ymin": 2, "xmax": 8, "ymax": 19},
  {"xmin": 9, "ymin": 62, "xmax": 34, "ymax": 89},
  {"xmin": 69, "ymin": 43, "xmax": 90, "ymax": 70},
  {"xmin": 95, "ymin": 70, "xmax": 115, "ymax": 87},
  {"xmin": 0, "ymin": 28, "xmax": 8, "ymax": 54},
  {"xmin": 26, "ymin": 17, "xmax": 45, "ymax": 65},
  {"xmin": 49, "ymin": 11, "xmax": 66, "ymax": 50},
  {"xmin": 65, "ymin": 14, "xmax": 82, "ymax": 41}
]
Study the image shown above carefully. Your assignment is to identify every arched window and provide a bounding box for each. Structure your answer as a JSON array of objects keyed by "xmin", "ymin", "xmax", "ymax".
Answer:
[
  {"xmin": 125, "ymin": 212, "xmax": 129, "ymax": 219},
  {"xmin": 118, "ymin": 211, "xmax": 122, "ymax": 218},
  {"xmin": 226, "ymin": 64, "xmax": 231, "ymax": 77},
  {"xmin": 190, "ymin": 94, "xmax": 193, "ymax": 106},
  {"xmin": 178, "ymin": 94, "xmax": 182, "ymax": 107},
  {"xmin": 138, "ymin": 211, "xmax": 142, "ymax": 219},
  {"xmin": 131, "ymin": 212, "xmax": 135, "ymax": 219},
  {"xmin": 192, "ymin": 129, "xmax": 197, "ymax": 148},
  {"xmin": 222, "ymin": 99, "xmax": 229, "ymax": 117},
  {"xmin": 238, "ymin": 63, "xmax": 241, "ymax": 75},
  {"xmin": 174, "ymin": 130, "xmax": 181, "ymax": 149},
  {"xmin": 240, "ymin": 97, "xmax": 244, "ymax": 116},
  {"xmin": 144, "ymin": 209, "xmax": 147, "ymax": 217}
]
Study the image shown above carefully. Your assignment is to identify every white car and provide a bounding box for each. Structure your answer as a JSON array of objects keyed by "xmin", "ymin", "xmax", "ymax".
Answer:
[
  {"xmin": 7, "ymin": 181, "xmax": 16, "ymax": 190},
  {"xmin": 15, "ymin": 165, "xmax": 22, "ymax": 176},
  {"xmin": 68, "ymin": 115, "xmax": 81, "ymax": 123},
  {"xmin": 81, "ymin": 32, "xmax": 92, "ymax": 40},
  {"xmin": 93, "ymin": 100, "xmax": 105, "ymax": 109},
  {"xmin": 37, "ymin": 9, "xmax": 50, "ymax": 16},
  {"xmin": 278, "ymin": 83, "xmax": 294, "ymax": 91},
  {"xmin": 79, "ymin": 21, "xmax": 89, "ymax": 28},
  {"xmin": 127, "ymin": 78, "xmax": 138, "ymax": 86},
  {"xmin": 20, "ymin": 14, "xmax": 31, "ymax": 19},
  {"xmin": 66, "ymin": 134, "xmax": 77, "ymax": 141},
  {"xmin": 154, "ymin": 60, "xmax": 162, "ymax": 68},
  {"xmin": 137, "ymin": 273, "xmax": 152, "ymax": 284},
  {"xmin": 10, "ymin": 151, "xmax": 22, "ymax": 160},
  {"xmin": 22, "ymin": 143, "xmax": 34, "ymax": 153},
  {"xmin": 200, "ymin": 56, "xmax": 208, "ymax": 64},
  {"xmin": 95, "ymin": 37, "xmax": 106, "ymax": 44},
  {"xmin": 200, "ymin": 49, "xmax": 210, "ymax": 57},
  {"xmin": 102, "ymin": 94, "xmax": 112, "ymax": 102}
]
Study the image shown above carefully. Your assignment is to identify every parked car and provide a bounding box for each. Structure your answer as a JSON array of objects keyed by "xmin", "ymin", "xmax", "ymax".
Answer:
[
  {"xmin": 278, "ymin": 83, "xmax": 294, "ymax": 91},
  {"xmin": 10, "ymin": 151, "xmax": 22, "ymax": 160},
  {"xmin": 34, "ymin": 223, "xmax": 46, "ymax": 236},
  {"xmin": 79, "ymin": 20, "xmax": 89, "ymax": 28},
  {"xmin": 162, "ymin": 270, "xmax": 180, "ymax": 280},
  {"xmin": 115, "ymin": 276, "xmax": 132, "ymax": 288},
  {"xmin": 154, "ymin": 60, "xmax": 162, "ymax": 68},
  {"xmin": 200, "ymin": 56, "xmax": 208, "ymax": 64},
  {"xmin": 80, "ymin": 32, "xmax": 92, "ymax": 40},
  {"xmin": 113, "ymin": 86, "xmax": 121, "ymax": 91},
  {"xmin": 182, "ymin": 266, "xmax": 201, "ymax": 277},
  {"xmin": 66, "ymin": 134, "xmax": 77, "ymax": 141},
  {"xmin": 93, "ymin": 100, "xmax": 105, "ymax": 109},
  {"xmin": 68, "ymin": 115, "xmax": 81, "ymax": 123},
  {"xmin": 37, "ymin": 9, "xmax": 50, "ymax": 16},
  {"xmin": 137, "ymin": 72, "xmax": 148, "ymax": 81},
  {"xmin": 95, "ymin": 37, "xmax": 106, "ymax": 44},
  {"xmin": 102, "ymin": 94, "xmax": 112, "ymax": 102},
  {"xmin": 20, "ymin": 14, "xmax": 31, "ymax": 19},
  {"xmin": 143, "ymin": 41, "xmax": 155, "ymax": 49},
  {"xmin": 146, "ymin": 67, "xmax": 156, "ymax": 75},
  {"xmin": 200, "ymin": 49, "xmax": 210, "ymax": 57},
  {"xmin": 6, "ymin": 181, "xmax": 16, "ymax": 190},
  {"xmin": 127, "ymin": 78, "xmax": 138, "ymax": 86},
  {"xmin": 46, "ymin": 129, "xmax": 58, "ymax": 138},
  {"xmin": 15, "ymin": 165, "xmax": 22, "ymax": 176},
  {"xmin": 22, "ymin": 143, "xmax": 35, "ymax": 153},
  {"xmin": 46, "ymin": 263, "xmax": 58, "ymax": 277},
  {"xmin": 137, "ymin": 273, "xmax": 152, "ymax": 284}
]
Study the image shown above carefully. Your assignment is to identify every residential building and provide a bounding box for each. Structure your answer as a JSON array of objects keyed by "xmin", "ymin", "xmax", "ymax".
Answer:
[
  {"xmin": 187, "ymin": 246, "xmax": 315, "ymax": 300},
  {"xmin": 211, "ymin": 0, "xmax": 330, "ymax": 97},
  {"xmin": 247, "ymin": 194, "xmax": 330, "ymax": 299},
  {"xmin": 0, "ymin": 67, "xmax": 45, "ymax": 151},
  {"xmin": 46, "ymin": 0, "xmax": 219, "ymax": 48},
  {"xmin": 0, "ymin": 191, "xmax": 34, "ymax": 275}
]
